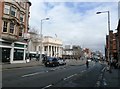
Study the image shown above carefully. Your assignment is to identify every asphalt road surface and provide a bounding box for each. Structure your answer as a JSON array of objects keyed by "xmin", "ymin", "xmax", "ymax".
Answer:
[{"xmin": 2, "ymin": 61, "xmax": 105, "ymax": 88}]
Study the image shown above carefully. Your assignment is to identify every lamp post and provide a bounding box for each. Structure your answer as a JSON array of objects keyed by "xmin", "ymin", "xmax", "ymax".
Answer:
[
  {"xmin": 96, "ymin": 11, "xmax": 111, "ymax": 71},
  {"xmin": 39, "ymin": 18, "xmax": 49, "ymax": 61}
]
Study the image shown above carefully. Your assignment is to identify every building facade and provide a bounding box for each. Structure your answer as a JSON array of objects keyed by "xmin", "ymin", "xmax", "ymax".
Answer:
[
  {"xmin": 83, "ymin": 48, "xmax": 92, "ymax": 59},
  {"xmin": 0, "ymin": 0, "xmax": 31, "ymax": 63},
  {"xmin": 117, "ymin": 1, "xmax": 120, "ymax": 66},
  {"xmin": 106, "ymin": 31, "xmax": 118, "ymax": 61},
  {"xmin": 43, "ymin": 36, "xmax": 63, "ymax": 57},
  {"xmin": 62, "ymin": 45, "xmax": 83, "ymax": 60},
  {"xmin": 28, "ymin": 33, "xmax": 63, "ymax": 60},
  {"xmin": 117, "ymin": 19, "xmax": 120, "ymax": 66}
]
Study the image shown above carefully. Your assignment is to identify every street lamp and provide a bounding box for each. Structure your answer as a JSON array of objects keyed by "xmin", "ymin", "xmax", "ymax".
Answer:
[
  {"xmin": 39, "ymin": 18, "xmax": 49, "ymax": 61},
  {"xmin": 96, "ymin": 11, "xmax": 111, "ymax": 71}
]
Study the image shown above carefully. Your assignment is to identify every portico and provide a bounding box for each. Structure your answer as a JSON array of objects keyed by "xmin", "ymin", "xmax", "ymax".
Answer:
[{"xmin": 43, "ymin": 36, "xmax": 63, "ymax": 57}]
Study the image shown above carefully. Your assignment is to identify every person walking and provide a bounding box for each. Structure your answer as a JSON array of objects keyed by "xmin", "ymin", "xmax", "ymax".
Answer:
[{"xmin": 86, "ymin": 60, "xmax": 89, "ymax": 68}]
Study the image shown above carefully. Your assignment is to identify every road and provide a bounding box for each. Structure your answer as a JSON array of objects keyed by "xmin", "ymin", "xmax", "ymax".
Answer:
[{"xmin": 2, "ymin": 61, "xmax": 106, "ymax": 88}]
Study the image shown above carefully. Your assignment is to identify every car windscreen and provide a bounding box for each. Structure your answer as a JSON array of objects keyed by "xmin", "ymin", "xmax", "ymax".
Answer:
[{"xmin": 52, "ymin": 58, "xmax": 58, "ymax": 61}]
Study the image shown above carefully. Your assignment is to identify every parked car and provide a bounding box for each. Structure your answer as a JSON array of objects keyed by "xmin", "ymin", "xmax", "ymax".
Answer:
[
  {"xmin": 44, "ymin": 57, "xmax": 59, "ymax": 67},
  {"xmin": 58, "ymin": 58, "xmax": 66, "ymax": 65}
]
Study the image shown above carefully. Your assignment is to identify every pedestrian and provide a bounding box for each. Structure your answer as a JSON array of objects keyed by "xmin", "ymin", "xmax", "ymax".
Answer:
[{"xmin": 86, "ymin": 60, "xmax": 89, "ymax": 68}]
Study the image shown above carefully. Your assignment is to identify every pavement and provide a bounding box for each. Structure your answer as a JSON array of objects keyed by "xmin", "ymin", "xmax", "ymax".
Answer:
[
  {"xmin": 102, "ymin": 66, "xmax": 120, "ymax": 87},
  {"xmin": 1, "ymin": 59, "xmax": 86, "ymax": 70}
]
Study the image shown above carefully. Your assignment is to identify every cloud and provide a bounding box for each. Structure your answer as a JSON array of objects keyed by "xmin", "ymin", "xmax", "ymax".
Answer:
[{"xmin": 29, "ymin": 1, "xmax": 118, "ymax": 54}]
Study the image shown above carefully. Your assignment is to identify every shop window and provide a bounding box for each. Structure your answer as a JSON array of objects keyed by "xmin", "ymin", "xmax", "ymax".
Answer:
[
  {"xmin": 3, "ymin": 21, "xmax": 8, "ymax": 32},
  {"xmin": 2, "ymin": 48, "xmax": 10, "ymax": 62},
  {"xmin": 10, "ymin": 22, "xmax": 14, "ymax": 34},
  {"xmin": 4, "ymin": 4, "xmax": 10, "ymax": 14},
  {"xmin": 10, "ymin": 6, "xmax": 16, "ymax": 17},
  {"xmin": 14, "ymin": 49, "xmax": 24, "ymax": 60}
]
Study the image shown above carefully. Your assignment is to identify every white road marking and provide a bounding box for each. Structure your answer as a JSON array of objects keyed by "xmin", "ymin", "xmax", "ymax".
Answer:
[
  {"xmin": 22, "ymin": 71, "xmax": 45, "ymax": 77},
  {"xmin": 101, "ymin": 67, "xmax": 106, "ymax": 72},
  {"xmin": 103, "ymin": 78, "xmax": 107, "ymax": 86},
  {"xmin": 51, "ymin": 68, "xmax": 57, "ymax": 71},
  {"xmin": 81, "ymin": 70, "xmax": 86, "ymax": 73},
  {"xmin": 42, "ymin": 84, "xmax": 52, "ymax": 89},
  {"xmin": 63, "ymin": 74, "xmax": 77, "ymax": 80},
  {"xmin": 46, "ymin": 71, "xmax": 48, "ymax": 72},
  {"xmin": 96, "ymin": 81, "xmax": 100, "ymax": 87}
]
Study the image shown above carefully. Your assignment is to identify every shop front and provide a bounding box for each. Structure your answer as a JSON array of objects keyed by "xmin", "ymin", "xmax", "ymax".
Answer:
[
  {"xmin": 11, "ymin": 42, "xmax": 27, "ymax": 64},
  {"xmin": 0, "ymin": 41, "xmax": 12, "ymax": 63},
  {"xmin": 0, "ymin": 39, "xmax": 27, "ymax": 64}
]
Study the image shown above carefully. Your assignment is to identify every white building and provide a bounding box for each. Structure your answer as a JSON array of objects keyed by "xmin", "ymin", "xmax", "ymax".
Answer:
[
  {"xmin": 43, "ymin": 36, "xmax": 63, "ymax": 57},
  {"xmin": 28, "ymin": 33, "xmax": 63, "ymax": 59}
]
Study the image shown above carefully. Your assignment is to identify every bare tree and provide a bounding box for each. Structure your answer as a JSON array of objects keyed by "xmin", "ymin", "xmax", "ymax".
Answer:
[{"xmin": 29, "ymin": 26, "xmax": 39, "ymax": 34}]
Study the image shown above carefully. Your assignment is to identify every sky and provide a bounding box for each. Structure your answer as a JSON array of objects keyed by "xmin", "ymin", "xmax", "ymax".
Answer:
[{"xmin": 29, "ymin": 0, "xmax": 119, "ymax": 54}]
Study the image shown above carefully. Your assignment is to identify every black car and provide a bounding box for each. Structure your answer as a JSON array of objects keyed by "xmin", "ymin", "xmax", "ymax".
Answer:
[{"xmin": 44, "ymin": 57, "xmax": 59, "ymax": 67}]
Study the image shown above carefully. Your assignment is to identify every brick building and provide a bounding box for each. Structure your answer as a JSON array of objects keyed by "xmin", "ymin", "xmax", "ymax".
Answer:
[
  {"xmin": 0, "ymin": 0, "xmax": 31, "ymax": 63},
  {"xmin": 117, "ymin": 19, "xmax": 120, "ymax": 66},
  {"xmin": 105, "ymin": 30, "xmax": 118, "ymax": 62}
]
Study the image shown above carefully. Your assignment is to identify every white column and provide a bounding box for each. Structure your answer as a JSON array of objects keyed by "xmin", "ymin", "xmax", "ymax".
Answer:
[
  {"xmin": 42, "ymin": 46, "xmax": 44, "ymax": 54},
  {"xmin": 10, "ymin": 43, "xmax": 14, "ymax": 63},
  {"xmin": 56, "ymin": 46, "xmax": 58, "ymax": 57},
  {"xmin": 47, "ymin": 45, "xmax": 49, "ymax": 56},
  {"xmin": 51, "ymin": 45, "xmax": 52, "ymax": 57},
  {"xmin": 53, "ymin": 46, "xmax": 55, "ymax": 57},
  {"xmin": 55, "ymin": 46, "xmax": 57, "ymax": 57},
  {"xmin": 23, "ymin": 45, "xmax": 26, "ymax": 63},
  {"xmin": 59, "ymin": 47, "xmax": 61, "ymax": 57},
  {"xmin": 58, "ymin": 46, "xmax": 60, "ymax": 57}
]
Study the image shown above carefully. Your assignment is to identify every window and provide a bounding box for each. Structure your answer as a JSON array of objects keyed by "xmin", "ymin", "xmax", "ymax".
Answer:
[
  {"xmin": 20, "ymin": 14, "xmax": 24, "ymax": 22},
  {"xmin": 3, "ymin": 21, "xmax": 8, "ymax": 32},
  {"xmin": 35, "ymin": 46, "xmax": 37, "ymax": 51},
  {"xmin": 10, "ymin": 22, "xmax": 14, "ymax": 33},
  {"xmin": 10, "ymin": 6, "xmax": 16, "ymax": 17},
  {"xmin": 21, "ymin": 2, "xmax": 24, "ymax": 8},
  {"xmin": 19, "ymin": 27, "xmax": 23, "ymax": 36},
  {"xmin": 14, "ymin": 49, "xmax": 24, "ymax": 60},
  {"xmin": 4, "ymin": 4, "xmax": 10, "ymax": 14}
]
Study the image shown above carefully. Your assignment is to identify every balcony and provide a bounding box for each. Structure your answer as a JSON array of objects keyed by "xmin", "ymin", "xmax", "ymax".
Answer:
[{"xmin": 1, "ymin": 33, "xmax": 18, "ymax": 41}]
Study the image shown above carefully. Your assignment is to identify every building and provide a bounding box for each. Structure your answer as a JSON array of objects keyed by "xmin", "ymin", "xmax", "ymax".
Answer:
[
  {"xmin": 0, "ymin": 1, "xmax": 31, "ymax": 63},
  {"xmin": 43, "ymin": 36, "xmax": 63, "ymax": 57},
  {"xmin": 62, "ymin": 45, "xmax": 73, "ymax": 59},
  {"xmin": 62, "ymin": 45, "xmax": 83, "ymax": 60},
  {"xmin": 28, "ymin": 33, "xmax": 63, "ymax": 59},
  {"xmin": 83, "ymin": 48, "xmax": 92, "ymax": 59},
  {"xmin": 105, "ymin": 30, "xmax": 118, "ymax": 61},
  {"xmin": 117, "ymin": 1, "xmax": 120, "ymax": 66},
  {"xmin": 105, "ymin": 35, "xmax": 108, "ymax": 61},
  {"xmin": 112, "ymin": 33, "xmax": 117, "ymax": 59},
  {"xmin": 117, "ymin": 19, "xmax": 120, "ymax": 66}
]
